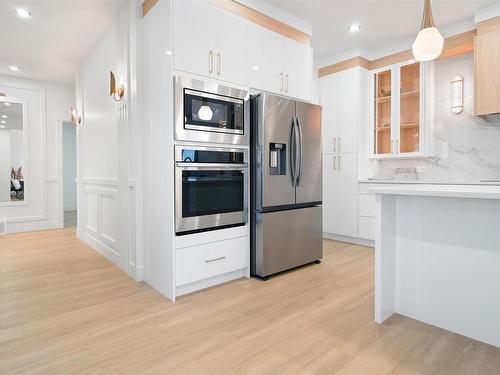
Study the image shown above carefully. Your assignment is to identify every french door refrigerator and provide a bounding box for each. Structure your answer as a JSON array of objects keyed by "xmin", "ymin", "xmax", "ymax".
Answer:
[{"xmin": 251, "ymin": 93, "xmax": 322, "ymax": 278}]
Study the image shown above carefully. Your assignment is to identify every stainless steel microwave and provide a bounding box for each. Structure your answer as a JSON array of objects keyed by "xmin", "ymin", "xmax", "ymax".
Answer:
[{"xmin": 174, "ymin": 76, "xmax": 249, "ymax": 145}]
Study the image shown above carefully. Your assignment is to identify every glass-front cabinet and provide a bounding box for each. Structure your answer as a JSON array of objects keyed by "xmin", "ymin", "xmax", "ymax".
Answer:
[{"xmin": 371, "ymin": 61, "xmax": 427, "ymax": 158}]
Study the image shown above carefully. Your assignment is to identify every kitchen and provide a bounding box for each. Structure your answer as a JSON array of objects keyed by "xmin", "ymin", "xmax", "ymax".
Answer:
[
  {"xmin": 2, "ymin": 0, "xmax": 500, "ymax": 372},
  {"xmin": 142, "ymin": 0, "xmax": 500, "ymax": 352}
]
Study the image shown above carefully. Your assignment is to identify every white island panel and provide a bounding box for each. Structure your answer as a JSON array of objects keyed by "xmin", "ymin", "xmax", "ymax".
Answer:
[{"xmin": 372, "ymin": 185, "xmax": 500, "ymax": 348}]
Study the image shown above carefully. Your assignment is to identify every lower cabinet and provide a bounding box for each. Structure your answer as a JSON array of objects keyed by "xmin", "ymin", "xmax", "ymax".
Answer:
[
  {"xmin": 175, "ymin": 235, "xmax": 248, "ymax": 287},
  {"xmin": 322, "ymin": 153, "xmax": 358, "ymax": 238}
]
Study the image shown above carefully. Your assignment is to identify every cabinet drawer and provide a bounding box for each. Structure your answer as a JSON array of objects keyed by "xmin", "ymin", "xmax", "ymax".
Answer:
[
  {"xmin": 358, "ymin": 216, "xmax": 375, "ymax": 241},
  {"xmin": 359, "ymin": 194, "xmax": 376, "ymax": 217},
  {"xmin": 175, "ymin": 236, "xmax": 248, "ymax": 286}
]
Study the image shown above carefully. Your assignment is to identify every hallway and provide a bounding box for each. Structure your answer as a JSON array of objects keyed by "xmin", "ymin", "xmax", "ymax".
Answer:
[{"xmin": 1, "ymin": 230, "xmax": 500, "ymax": 374}]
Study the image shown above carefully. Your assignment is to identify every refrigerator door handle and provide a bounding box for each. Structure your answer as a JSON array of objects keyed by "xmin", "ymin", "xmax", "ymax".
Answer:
[
  {"xmin": 290, "ymin": 118, "xmax": 296, "ymax": 187},
  {"xmin": 296, "ymin": 116, "xmax": 303, "ymax": 186}
]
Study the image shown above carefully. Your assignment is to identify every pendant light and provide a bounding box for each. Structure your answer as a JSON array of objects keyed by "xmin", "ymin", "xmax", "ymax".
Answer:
[{"xmin": 412, "ymin": 0, "xmax": 444, "ymax": 62}]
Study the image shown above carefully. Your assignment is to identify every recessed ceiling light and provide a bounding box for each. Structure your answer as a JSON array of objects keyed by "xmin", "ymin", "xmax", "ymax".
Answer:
[
  {"xmin": 15, "ymin": 8, "xmax": 31, "ymax": 18},
  {"xmin": 1, "ymin": 115, "xmax": 7, "ymax": 119},
  {"xmin": 348, "ymin": 23, "xmax": 361, "ymax": 33},
  {"xmin": 165, "ymin": 50, "xmax": 172, "ymax": 56},
  {"xmin": 252, "ymin": 66, "xmax": 260, "ymax": 71},
  {"xmin": 0, "ymin": 125, "xmax": 5, "ymax": 129},
  {"xmin": 4, "ymin": 102, "xmax": 11, "ymax": 106},
  {"xmin": 9, "ymin": 66, "xmax": 19, "ymax": 72},
  {"xmin": 1, "ymin": 120, "xmax": 6, "ymax": 124}
]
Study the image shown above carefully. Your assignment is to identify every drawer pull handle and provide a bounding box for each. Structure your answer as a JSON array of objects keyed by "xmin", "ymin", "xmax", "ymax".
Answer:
[{"xmin": 205, "ymin": 256, "xmax": 226, "ymax": 263}]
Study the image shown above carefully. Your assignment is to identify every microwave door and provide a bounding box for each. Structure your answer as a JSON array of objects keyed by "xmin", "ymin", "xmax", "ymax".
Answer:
[{"xmin": 259, "ymin": 94, "xmax": 296, "ymax": 209}]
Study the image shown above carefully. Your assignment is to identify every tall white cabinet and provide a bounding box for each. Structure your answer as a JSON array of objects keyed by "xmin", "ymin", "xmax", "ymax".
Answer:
[{"xmin": 320, "ymin": 67, "xmax": 369, "ymax": 240}]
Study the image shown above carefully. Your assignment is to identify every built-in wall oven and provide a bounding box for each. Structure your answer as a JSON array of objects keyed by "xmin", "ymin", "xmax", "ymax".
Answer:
[
  {"xmin": 175, "ymin": 145, "xmax": 248, "ymax": 235},
  {"xmin": 175, "ymin": 76, "xmax": 249, "ymax": 145}
]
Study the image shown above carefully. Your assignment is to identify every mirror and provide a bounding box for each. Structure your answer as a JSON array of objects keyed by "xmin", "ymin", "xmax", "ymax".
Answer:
[{"xmin": 0, "ymin": 101, "xmax": 25, "ymax": 202}]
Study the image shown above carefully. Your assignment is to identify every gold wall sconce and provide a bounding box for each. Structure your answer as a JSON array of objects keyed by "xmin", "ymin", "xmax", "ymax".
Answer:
[
  {"xmin": 109, "ymin": 71, "xmax": 125, "ymax": 102},
  {"xmin": 70, "ymin": 107, "xmax": 81, "ymax": 125}
]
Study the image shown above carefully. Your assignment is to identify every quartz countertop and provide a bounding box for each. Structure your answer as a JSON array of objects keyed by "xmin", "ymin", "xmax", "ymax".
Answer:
[
  {"xmin": 368, "ymin": 184, "xmax": 500, "ymax": 200},
  {"xmin": 359, "ymin": 179, "xmax": 500, "ymax": 186}
]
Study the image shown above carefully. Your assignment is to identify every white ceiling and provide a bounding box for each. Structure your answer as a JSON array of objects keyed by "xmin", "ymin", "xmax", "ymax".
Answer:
[
  {"xmin": 265, "ymin": 0, "xmax": 500, "ymax": 61},
  {"xmin": 0, "ymin": 0, "xmax": 123, "ymax": 84}
]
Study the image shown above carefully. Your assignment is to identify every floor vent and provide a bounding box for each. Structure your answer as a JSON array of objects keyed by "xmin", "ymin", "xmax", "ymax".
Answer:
[{"xmin": 0, "ymin": 219, "xmax": 6, "ymax": 235}]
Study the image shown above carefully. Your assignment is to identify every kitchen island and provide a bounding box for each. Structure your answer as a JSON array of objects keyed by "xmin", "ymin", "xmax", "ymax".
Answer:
[{"xmin": 370, "ymin": 184, "xmax": 500, "ymax": 348}]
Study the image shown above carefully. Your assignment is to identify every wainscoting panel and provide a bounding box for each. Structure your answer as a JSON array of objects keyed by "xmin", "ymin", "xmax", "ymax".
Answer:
[
  {"xmin": 82, "ymin": 181, "xmax": 120, "ymax": 267},
  {"xmin": 85, "ymin": 188, "xmax": 99, "ymax": 234}
]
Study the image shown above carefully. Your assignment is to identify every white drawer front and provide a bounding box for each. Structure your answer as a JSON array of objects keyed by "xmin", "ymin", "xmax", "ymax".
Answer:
[
  {"xmin": 175, "ymin": 236, "xmax": 248, "ymax": 287},
  {"xmin": 358, "ymin": 216, "xmax": 375, "ymax": 241},
  {"xmin": 359, "ymin": 194, "xmax": 376, "ymax": 218}
]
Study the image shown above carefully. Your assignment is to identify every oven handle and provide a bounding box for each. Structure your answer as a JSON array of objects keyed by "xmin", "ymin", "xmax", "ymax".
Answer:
[{"xmin": 175, "ymin": 163, "xmax": 248, "ymax": 170}]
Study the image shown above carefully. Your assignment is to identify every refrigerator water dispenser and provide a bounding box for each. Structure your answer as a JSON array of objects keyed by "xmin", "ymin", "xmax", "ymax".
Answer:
[{"xmin": 269, "ymin": 143, "xmax": 286, "ymax": 175}]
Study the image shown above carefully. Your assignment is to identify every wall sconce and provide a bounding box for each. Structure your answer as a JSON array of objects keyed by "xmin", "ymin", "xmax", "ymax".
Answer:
[
  {"xmin": 70, "ymin": 107, "xmax": 81, "ymax": 125},
  {"xmin": 109, "ymin": 71, "xmax": 125, "ymax": 102},
  {"xmin": 451, "ymin": 75, "xmax": 463, "ymax": 114}
]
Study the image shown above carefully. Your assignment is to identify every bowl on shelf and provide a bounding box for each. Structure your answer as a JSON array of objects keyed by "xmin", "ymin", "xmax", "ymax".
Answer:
[{"xmin": 380, "ymin": 88, "xmax": 391, "ymax": 97}]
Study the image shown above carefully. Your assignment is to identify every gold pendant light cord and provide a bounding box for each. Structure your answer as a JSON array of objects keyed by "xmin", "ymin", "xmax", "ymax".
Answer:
[{"xmin": 421, "ymin": 0, "xmax": 436, "ymax": 29}]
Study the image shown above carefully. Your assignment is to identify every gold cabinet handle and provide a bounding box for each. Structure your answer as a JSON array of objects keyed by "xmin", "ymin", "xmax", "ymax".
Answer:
[
  {"xmin": 280, "ymin": 72, "xmax": 284, "ymax": 91},
  {"xmin": 285, "ymin": 73, "xmax": 289, "ymax": 93},
  {"xmin": 333, "ymin": 156, "xmax": 337, "ymax": 170},
  {"xmin": 205, "ymin": 256, "xmax": 226, "ymax": 263},
  {"xmin": 333, "ymin": 138, "xmax": 336, "ymax": 153},
  {"xmin": 339, "ymin": 138, "xmax": 342, "ymax": 152},
  {"xmin": 217, "ymin": 52, "xmax": 221, "ymax": 75},
  {"xmin": 338, "ymin": 155, "xmax": 341, "ymax": 170},
  {"xmin": 209, "ymin": 50, "xmax": 214, "ymax": 74}
]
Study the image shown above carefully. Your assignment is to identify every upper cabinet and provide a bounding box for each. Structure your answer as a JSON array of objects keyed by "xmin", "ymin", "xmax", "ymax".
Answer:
[
  {"xmin": 173, "ymin": 0, "xmax": 312, "ymax": 101},
  {"xmin": 173, "ymin": 0, "xmax": 248, "ymax": 85},
  {"xmin": 282, "ymin": 38, "xmax": 312, "ymax": 101},
  {"xmin": 475, "ymin": 16, "xmax": 500, "ymax": 116},
  {"xmin": 248, "ymin": 22, "xmax": 312, "ymax": 101},
  {"xmin": 370, "ymin": 61, "xmax": 432, "ymax": 158}
]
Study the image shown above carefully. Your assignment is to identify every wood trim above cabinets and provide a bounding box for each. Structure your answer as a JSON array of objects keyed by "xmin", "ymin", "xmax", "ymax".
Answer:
[
  {"xmin": 143, "ymin": 0, "xmax": 159, "ymax": 16},
  {"xmin": 143, "ymin": 0, "xmax": 311, "ymax": 45},
  {"xmin": 319, "ymin": 30, "xmax": 477, "ymax": 77},
  {"xmin": 476, "ymin": 16, "xmax": 500, "ymax": 36},
  {"xmin": 212, "ymin": 0, "xmax": 310, "ymax": 44},
  {"xmin": 319, "ymin": 57, "xmax": 370, "ymax": 77}
]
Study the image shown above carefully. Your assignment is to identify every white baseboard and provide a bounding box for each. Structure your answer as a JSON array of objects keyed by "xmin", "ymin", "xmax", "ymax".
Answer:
[
  {"xmin": 323, "ymin": 232, "xmax": 374, "ymax": 248},
  {"xmin": 84, "ymin": 232, "xmax": 120, "ymax": 267},
  {"xmin": 64, "ymin": 207, "xmax": 77, "ymax": 212},
  {"xmin": 175, "ymin": 268, "xmax": 247, "ymax": 297},
  {"xmin": 130, "ymin": 262, "xmax": 145, "ymax": 282}
]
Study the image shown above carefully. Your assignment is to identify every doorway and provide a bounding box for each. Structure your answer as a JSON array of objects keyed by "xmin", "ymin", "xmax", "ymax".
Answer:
[{"xmin": 62, "ymin": 121, "xmax": 77, "ymax": 228}]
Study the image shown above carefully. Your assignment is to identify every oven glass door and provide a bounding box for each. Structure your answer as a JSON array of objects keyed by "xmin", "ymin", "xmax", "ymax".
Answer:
[
  {"xmin": 184, "ymin": 89, "xmax": 244, "ymax": 135},
  {"xmin": 176, "ymin": 165, "xmax": 247, "ymax": 234}
]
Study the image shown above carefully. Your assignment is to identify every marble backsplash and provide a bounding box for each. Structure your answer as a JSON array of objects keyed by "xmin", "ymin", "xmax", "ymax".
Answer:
[{"xmin": 367, "ymin": 53, "xmax": 500, "ymax": 182}]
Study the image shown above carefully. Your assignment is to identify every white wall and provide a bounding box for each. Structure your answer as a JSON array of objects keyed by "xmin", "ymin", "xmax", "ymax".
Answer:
[
  {"xmin": 0, "ymin": 130, "xmax": 11, "ymax": 202},
  {"xmin": 63, "ymin": 122, "xmax": 77, "ymax": 211},
  {"xmin": 0, "ymin": 76, "xmax": 74, "ymax": 233},
  {"xmin": 359, "ymin": 53, "xmax": 500, "ymax": 182},
  {"xmin": 76, "ymin": 0, "xmax": 141, "ymax": 280}
]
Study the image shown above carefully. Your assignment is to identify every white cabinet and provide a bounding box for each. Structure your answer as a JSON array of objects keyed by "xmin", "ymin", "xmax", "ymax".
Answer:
[
  {"xmin": 247, "ymin": 22, "xmax": 283, "ymax": 94},
  {"xmin": 248, "ymin": 22, "xmax": 312, "ymax": 101},
  {"xmin": 323, "ymin": 154, "xmax": 340, "ymax": 234},
  {"xmin": 173, "ymin": 0, "xmax": 248, "ymax": 85},
  {"xmin": 173, "ymin": 0, "xmax": 214, "ymax": 78},
  {"xmin": 322, "ymin": 153, "xmax": 358, "ymax": 238},
  {"xmin": 370, "ymin": 61, "xmax": 433, "ymax": 158},
  {"xmin": 283, "ymin": 37, "xmax": 312, "ymax": 100},
  {"xmin": 320, "ymin": 68, "xmax": 361, "ymax": 154},
  {"xmin": 214, "ymin": 8, "xmax": 248, "ymax": 84}
]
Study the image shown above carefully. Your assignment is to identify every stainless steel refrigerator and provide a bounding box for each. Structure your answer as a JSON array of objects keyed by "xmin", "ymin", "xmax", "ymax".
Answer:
[{"xmin": 251, "ymin": 93, "xmax": 322, "ymax": 279}]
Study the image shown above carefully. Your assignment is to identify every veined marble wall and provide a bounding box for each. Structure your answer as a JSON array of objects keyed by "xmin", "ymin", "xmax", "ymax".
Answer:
[{"xmin": 361, "ymin": 52, "xmax": 500, "ymax": 182}]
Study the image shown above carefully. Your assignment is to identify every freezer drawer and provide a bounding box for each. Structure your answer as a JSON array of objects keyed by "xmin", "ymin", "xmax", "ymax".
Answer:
[{"xmin": 253, "ymin": 206, "xmax": 322, "ymax": 277}]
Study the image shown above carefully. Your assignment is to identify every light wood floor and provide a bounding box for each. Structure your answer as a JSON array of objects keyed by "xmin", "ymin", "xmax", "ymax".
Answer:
[{"xmin": 1, "ymin": 229, "xmax": 500, "ymax": 374}]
